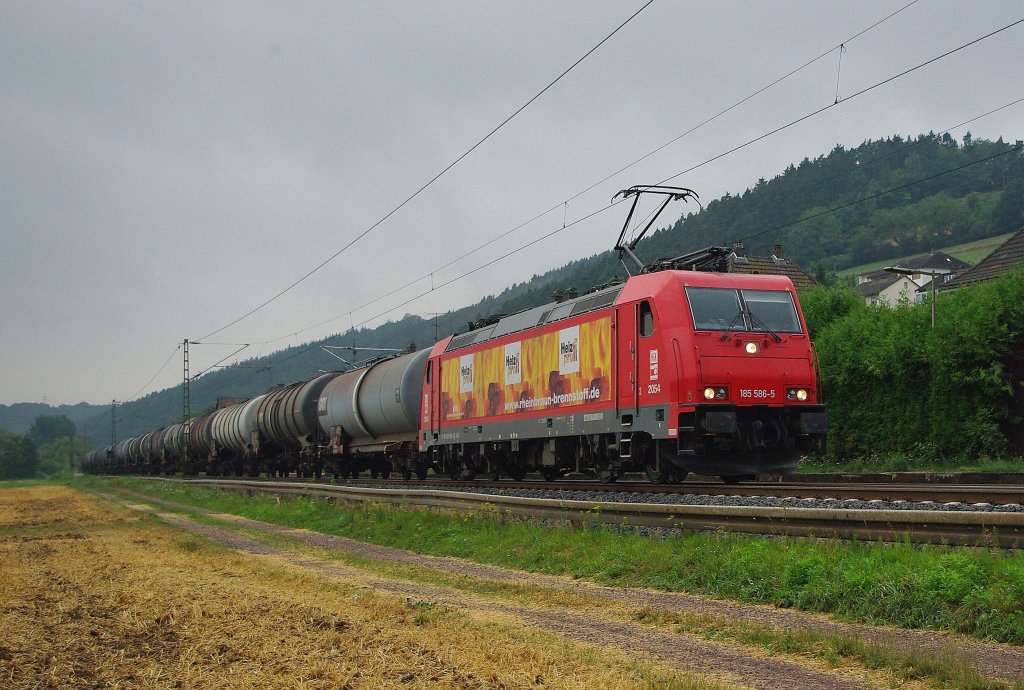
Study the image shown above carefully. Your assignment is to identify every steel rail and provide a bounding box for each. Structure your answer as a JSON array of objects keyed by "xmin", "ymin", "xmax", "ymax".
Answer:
[
  {"xmin": 172, "ymin": 478, "xmax": 1024, "ymax": 548},
  {"xmin": 210, "ymin": 476, "xmax": 1024, "ymax": 505}
]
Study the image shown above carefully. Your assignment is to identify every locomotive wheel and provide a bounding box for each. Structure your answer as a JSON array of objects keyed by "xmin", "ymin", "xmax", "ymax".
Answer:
[
  {"xmin": 541, "ymin": 467, "xmax": 559, "ymax": 482},
  {"xmin": 644, "ymin": 466, "xmax": 673, "ymax": 484},
  {"xmin": 720, "ymin": 474, "xmax": 756, "ymax": 484},
  {"xmin": 592, "ymin": 459, "xmax": 616, "ymax": 483}
]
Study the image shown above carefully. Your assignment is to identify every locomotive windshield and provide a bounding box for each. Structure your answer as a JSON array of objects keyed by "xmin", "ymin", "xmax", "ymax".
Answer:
[{"xmin": 685, "ymin": 287, "xmax": 802, "ymax": 334}]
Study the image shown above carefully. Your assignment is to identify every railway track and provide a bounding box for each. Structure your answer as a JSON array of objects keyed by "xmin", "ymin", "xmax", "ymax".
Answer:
[
  {"xmin": 186, "ymin": 475, "xmax": 1024, "ymax": 506},
  {"xmin": 156, "ymin": 477, "xmax": 1024, "ymax": 548}
]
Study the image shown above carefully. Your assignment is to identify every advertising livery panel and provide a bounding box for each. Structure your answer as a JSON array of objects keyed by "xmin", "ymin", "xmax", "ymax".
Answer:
[{"xmin": 440, "ymin": 316, "xmax": 613, "ymax": 421}]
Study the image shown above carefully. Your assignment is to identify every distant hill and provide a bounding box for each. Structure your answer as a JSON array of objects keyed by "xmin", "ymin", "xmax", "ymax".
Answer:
[
  {"xmin": 71, "ymin": 132, "xmax": 1024, "ymax": 447},
  {"xmin": 0, "ymin": 402, "xmax": 108, "ymax": 436}
]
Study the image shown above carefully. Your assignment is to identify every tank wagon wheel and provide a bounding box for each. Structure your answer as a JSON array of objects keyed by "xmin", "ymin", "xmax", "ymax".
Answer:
[
  {"xmin": 508, "ymin": 466, "xmax": 527, "ymax": 481},
  {"xmin": 541, "ymin": 467, "xmax": 559, "ymax": 482},
  {"xmin": 416, "ymin": 463, "xmax": 429, "ymax": 481},
  {"xmin": 402, "ymin": 468, "xmax": 413, "ymax": 480}
]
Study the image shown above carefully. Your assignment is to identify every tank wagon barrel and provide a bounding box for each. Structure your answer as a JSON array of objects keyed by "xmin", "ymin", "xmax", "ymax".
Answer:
[
  {"xmin": 318, "ymin": 349, "xmax": 430, "ymax": 478},
  {"xmin": 212, "ymin": 395, "xmax": 264, "ymax": 456}
]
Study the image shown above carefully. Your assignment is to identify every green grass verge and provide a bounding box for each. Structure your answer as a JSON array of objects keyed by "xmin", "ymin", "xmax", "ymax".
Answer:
[{"xmin": 81, "ymin": 477, "xmax": 1024, "ymax": 646}]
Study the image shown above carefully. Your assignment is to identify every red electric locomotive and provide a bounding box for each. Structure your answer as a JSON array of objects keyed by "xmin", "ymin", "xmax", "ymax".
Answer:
[
  {"xmin": 417, "ymin": 186, "xmax": 826, "ymax": 482},
  {"xmin": 418, "ymin": 268, "xmax": 825, "ymax": 483}
]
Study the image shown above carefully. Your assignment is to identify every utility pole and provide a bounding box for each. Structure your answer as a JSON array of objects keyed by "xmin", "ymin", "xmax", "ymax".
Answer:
[
  {"xmin": 427, "ymin": 312, "xmax": 441, "ymax": 343},
  {"xmin": 183, "ymin": 338, "xmax": 191, "ymax": 453},
  {"xmin": 110, "ymin": 400, "xmax": 117, "ymax": 447},
  {"xmin": 883, "ymin": 266, "xmax": 942, "ymax": 328}
]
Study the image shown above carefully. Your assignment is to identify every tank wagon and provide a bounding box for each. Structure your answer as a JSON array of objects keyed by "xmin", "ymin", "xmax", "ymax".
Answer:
[
  {"xmin": 319, "ymin": 350, "xmax": 431, "ymax": 479},
  {"xmin": 254, "ymin": 372, "xmax": 339, "ymax": 478},
  {"xmin": 85, "ymin": 186, "xmax": 827, "ymax": 482}
]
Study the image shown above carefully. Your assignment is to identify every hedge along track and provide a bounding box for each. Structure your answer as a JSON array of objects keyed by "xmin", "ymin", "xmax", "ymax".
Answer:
[{"xmin": 152, "ymin": 478, "xmax": 1024, "ymax": 547}]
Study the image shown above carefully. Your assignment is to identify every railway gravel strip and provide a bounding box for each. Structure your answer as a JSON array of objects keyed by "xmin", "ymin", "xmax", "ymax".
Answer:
[{"xmin": 110, "ymin": 488, "xmax": 1024, "ymax": 685}]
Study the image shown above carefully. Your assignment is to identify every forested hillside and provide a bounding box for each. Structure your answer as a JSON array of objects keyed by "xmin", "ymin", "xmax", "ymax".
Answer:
[
  {"xmin": 0, "ymin": 403, "xmax": 107, "ymax": 436},
  {"xmin": 80, "ymin": 133, "xmax": 1024, "ymax": 447}
]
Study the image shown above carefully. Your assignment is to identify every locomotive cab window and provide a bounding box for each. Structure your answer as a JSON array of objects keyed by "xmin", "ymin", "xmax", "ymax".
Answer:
[
  {"xmin": 685, "ymin": 287, "xmax": 744, "ymax": 331},
  {"xmin": 684, "ymin": 287, "xmax": 802, "ymax": 334},
  {"xmin": 425, "ymin": 361, "xmax": 432, "ymax": 384},
  {"xmin": 740, "ymin": 290, "xmax": 801, "ymax": 333},
  {"xmin": 639, "ymin": 301, "xmax": 654, "ymax": 337}
]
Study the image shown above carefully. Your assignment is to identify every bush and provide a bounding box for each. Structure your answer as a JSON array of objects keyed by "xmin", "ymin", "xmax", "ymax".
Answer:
[{"xmin": 810, "ymin": 272, "xmax": 1024, "ymax": 462}]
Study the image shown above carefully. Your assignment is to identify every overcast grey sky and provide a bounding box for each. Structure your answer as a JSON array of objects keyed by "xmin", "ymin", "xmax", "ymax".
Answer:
[{"xmin": 1, "ymin": 1, "xmax": 1021, "ymax": 406}]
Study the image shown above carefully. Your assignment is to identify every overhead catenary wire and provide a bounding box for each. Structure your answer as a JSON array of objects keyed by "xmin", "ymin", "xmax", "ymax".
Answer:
[
  {"xmin": 122, "ymin": 345, "xmax": 181, "ymax": 403},
  {"xmin": 656, "ymin": 17, "xmax": 1024, "ymax": 188},
  {"xmin": 560, "ymin": 0, "xmax": 923, "ymax": 208},
  {"xmin": 327, "ymin": 143, "xmax": 1024, "ymax": 342},
  {"xmin": 191, "ymin": 96, "xmax": 1024, "ymax": 397},
  {"xmin": 134, "ymin": 13, "xmax": 1023, "ymax": 399},
  {"xmin": 237, "ymin": 1, "xmax": 929, "ymax": 349},
  {"xmin": 738, "ymin": 143, "xmax": 1024, "ymax": 245},
  {"xmin": 252, "ymin": 17, "xmax": 1024, "ymax": 351},
  {"xmin": 197, "ymin": 0, "xmax": 655, "ymax": 343},
  {"xmin": 189, "ymin": 344, "xmax": 251, "ymax": 381}
]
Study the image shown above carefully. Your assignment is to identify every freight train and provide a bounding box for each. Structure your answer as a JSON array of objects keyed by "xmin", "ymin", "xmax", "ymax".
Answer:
[{"xmin": 83, "ymin": 186, "xmax": 827, "ymax": 483}]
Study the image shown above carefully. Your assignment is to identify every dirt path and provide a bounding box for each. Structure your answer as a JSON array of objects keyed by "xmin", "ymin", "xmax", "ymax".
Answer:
[{"xmin": 111, "ymin": 488, "xmax": 1024, "ymax": 685}]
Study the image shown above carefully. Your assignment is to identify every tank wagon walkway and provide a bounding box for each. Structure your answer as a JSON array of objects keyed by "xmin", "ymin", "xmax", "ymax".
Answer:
[{"xmin": 104, "ymin": 489, "xmax": 1024, "ymax": 689}]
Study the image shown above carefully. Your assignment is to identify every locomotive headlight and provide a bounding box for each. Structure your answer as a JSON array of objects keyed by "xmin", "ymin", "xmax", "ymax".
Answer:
[
  {"xmin": 797, "ymin": 389, "xmax": 809, "ymax": 401},
  {"xmin": 787, "ymin": 388, "xmax": 809, "ymax": 401},
  {"xmin": 744, "ymin": 341, "xmax": 759, "ymax": 354},
  {"xmin": 703, "ymin": 387, "xmax": 716, "ymax": 400},
  {"xmin": 716, "ymin": 387, "xmax": 727, "ymax": 400}
]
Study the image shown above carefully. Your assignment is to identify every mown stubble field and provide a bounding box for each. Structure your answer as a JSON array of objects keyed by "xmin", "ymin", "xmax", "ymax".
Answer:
[{"xmin": 0, "ymin": 485, "xmax": 714, "ymax": 689}]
